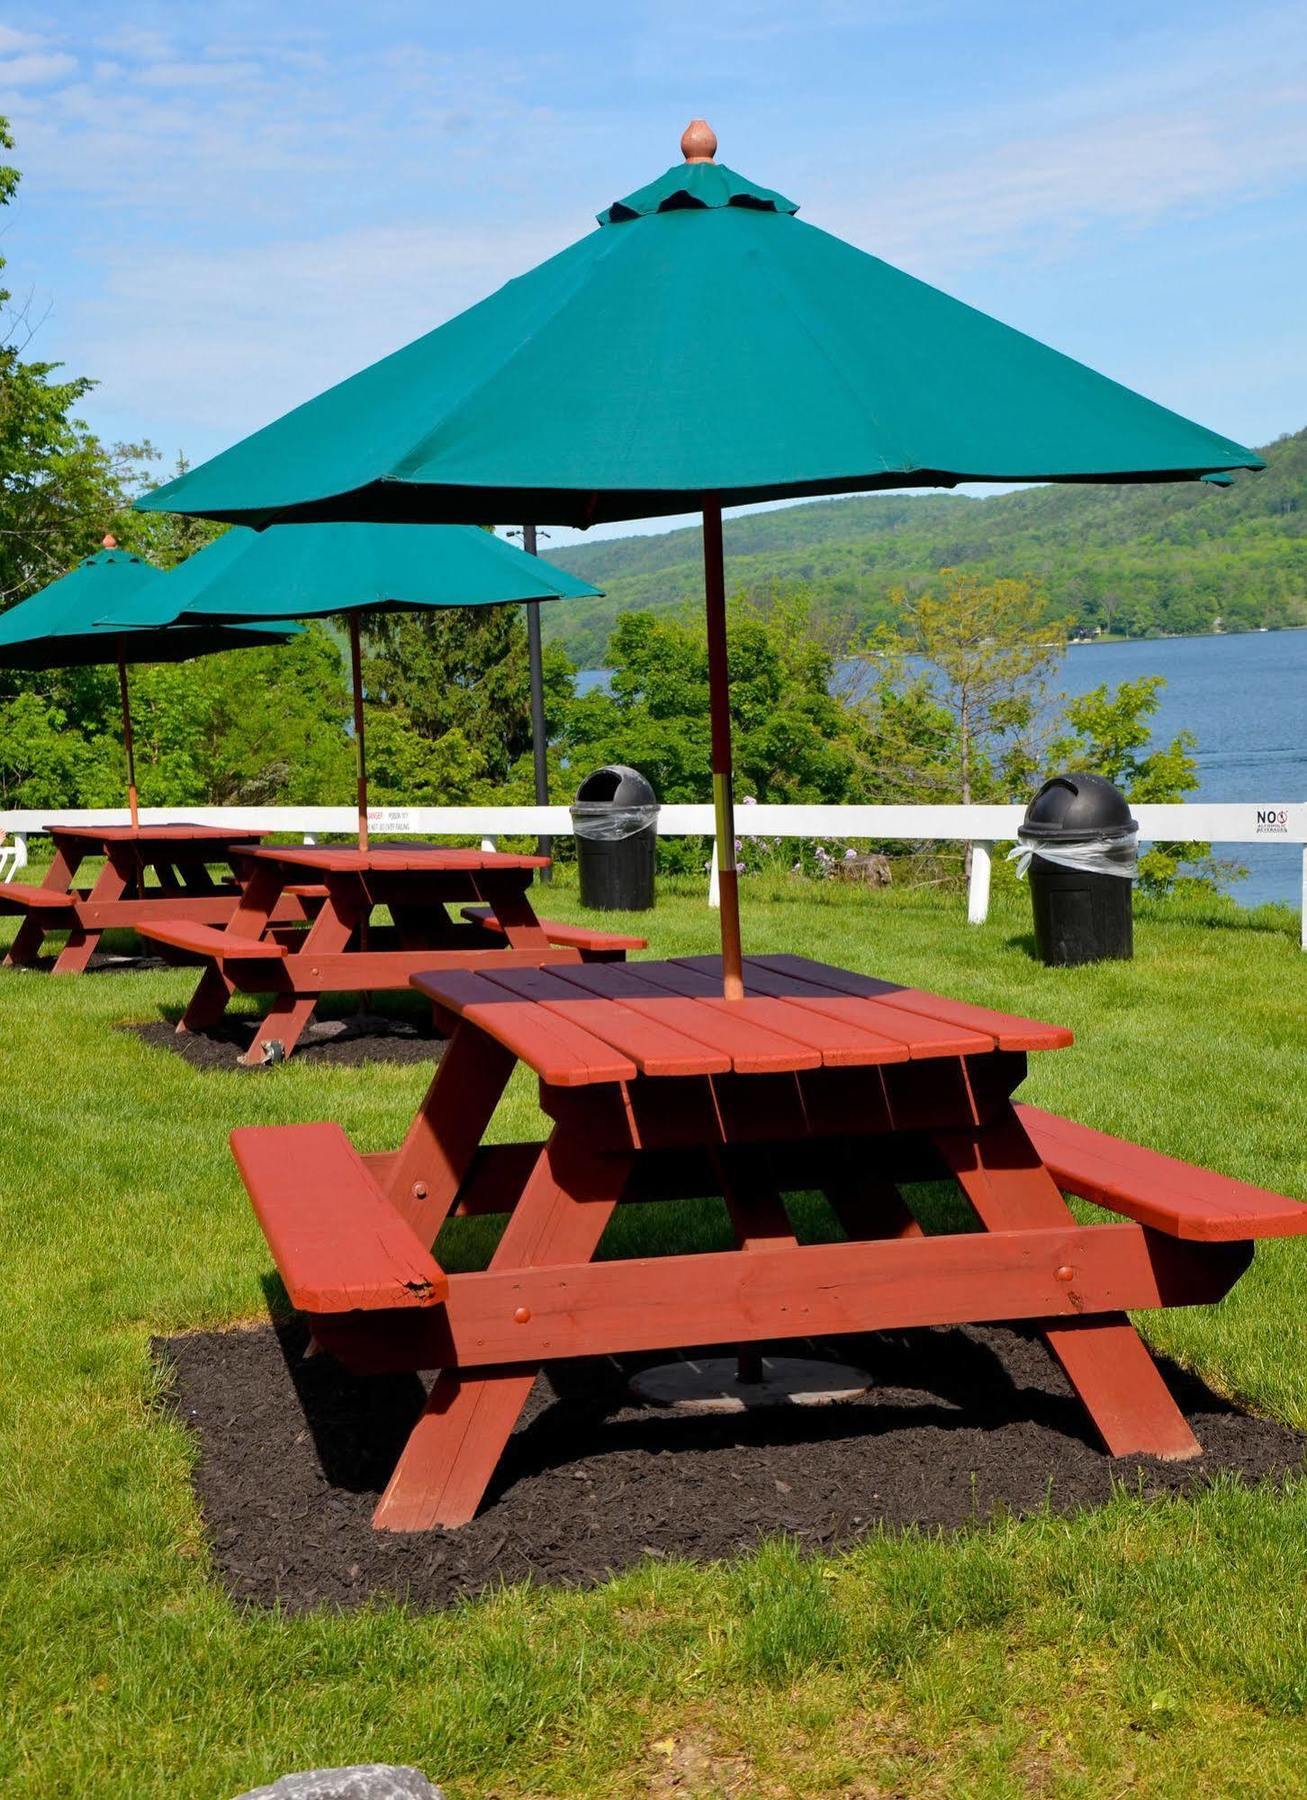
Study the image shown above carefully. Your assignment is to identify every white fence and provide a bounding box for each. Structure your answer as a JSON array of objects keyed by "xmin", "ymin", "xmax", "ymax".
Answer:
[{"xmin": 3, "ymin": 799, "xmax": 1305, "ymax": 947}]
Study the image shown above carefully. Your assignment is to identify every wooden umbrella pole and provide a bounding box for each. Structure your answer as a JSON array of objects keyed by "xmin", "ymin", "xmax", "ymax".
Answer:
[
  {"xmin": 349, "ymin": 615, "xmax": 369, "ymax": 852},
  {"xmin": 702, "ymin": 502, "xmax": 744, "ymax": 1000},
  {"xmin": 116, "ymin": 642, "xmax": 140, "ymax": 830}
]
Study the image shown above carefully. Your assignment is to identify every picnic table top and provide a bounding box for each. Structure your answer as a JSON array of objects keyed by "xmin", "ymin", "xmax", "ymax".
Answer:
[
  {"xmin": 412, "ymin": 953, "xmax": 1074, "ymax": 1086},
  {"xmin": 240, "ymin": 844, "xmax": 552, "ymax": 876},
  {"xmin": 45, "ymin": 823, "xmax": 268, "ymax": 845}
]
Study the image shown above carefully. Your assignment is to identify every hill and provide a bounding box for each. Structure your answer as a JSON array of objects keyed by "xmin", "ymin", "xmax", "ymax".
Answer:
[{"xmin": 541, "ymin": 428, "xmax": 1307, "ymax": 666}]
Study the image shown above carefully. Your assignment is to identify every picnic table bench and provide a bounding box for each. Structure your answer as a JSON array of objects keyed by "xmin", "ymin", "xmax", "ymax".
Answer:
[
  {"xmin": 143, "ymin": 843, "xmax": 646, "ymax": 1064},
  {"xmin": 231, "ymin": 952, "xmax": 1305, "ymax": 1531},
  {"xmin": 0, "ymin": 824, "xmax": 311, "ymax": 975}
]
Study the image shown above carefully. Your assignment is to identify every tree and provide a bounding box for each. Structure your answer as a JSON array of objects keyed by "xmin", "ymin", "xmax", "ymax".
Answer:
[
  {"xmin": 1045, "ymin": 675, "xmax": 1222, "ymax": 891},
  {"xmin": 362, "ymin": 605, "xmax": 575, "ymax": 803},
  {"xmin": 885, "ymin": 570, "xmax": 1068, "ymax": 809}
]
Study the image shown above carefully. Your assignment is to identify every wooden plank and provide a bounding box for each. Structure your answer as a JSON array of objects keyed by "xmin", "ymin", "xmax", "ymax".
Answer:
[
  {"xmin": 744, "ymin": 953, "xmax": 907, "ymax": 997},
  {"xmin": 875, "ymin": 988, "xmax": 1074, "ymax": 1052},
  {"xmin": 140, "ymin": 920, "xmax": 286, "ymax": 960},
  {"xmin": 430, "ymin": 1221, "xmax": 1241, "ymax": 1366},
  {"xmin": 935, "ymin": 1110, "xmax": 1202, "ymax": 1460},
  {"xmin": 448, "ymin": 966, "xmax": 732, "ymax": 1078},
  {"xmin": 413, "ymin": 975, "xmax": 636, "ymax": 1086},
  {"xmin": 460, "ymin": 904, "xmax": 648, "ymax": 953},
  {"xmin": 794, "ymin": 994, "xmax": 992, "ymax": 1058},
  {"xmin": 0, "ymin": 882, "xmax": 76, "ymax": 912},
  {"xmin": 1019, "ymin": 1103, "xmax": 1307, "ymax": 1240},
  {"xmin": 232, "ymin": 1122, "xmax": 448, "ymax": 1312},
  {"xmin": 373, "ymin": 1127, "xmax": 629, "ymax": 1530}
]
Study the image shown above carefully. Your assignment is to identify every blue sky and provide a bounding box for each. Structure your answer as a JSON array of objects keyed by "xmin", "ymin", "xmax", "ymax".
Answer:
[{"xmin": 2, "ymin": 0, "xmax": 1306, "ymax": 541}]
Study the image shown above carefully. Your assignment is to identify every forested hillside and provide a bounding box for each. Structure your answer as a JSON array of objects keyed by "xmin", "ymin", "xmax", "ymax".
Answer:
[{"xmin": 544, "ymin": 428, "xmax": 1307, "ymax": 665}]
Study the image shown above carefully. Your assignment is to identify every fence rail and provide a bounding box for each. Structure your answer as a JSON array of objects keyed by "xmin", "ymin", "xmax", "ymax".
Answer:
[{"xmin": 3, "ymin": 800, "xmax": 1304, "ymax": 947}]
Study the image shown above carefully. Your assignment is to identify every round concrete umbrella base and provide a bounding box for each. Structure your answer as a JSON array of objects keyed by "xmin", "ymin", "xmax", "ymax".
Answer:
[{"xmin": 629, "ymin": 1355, "xmax": 872, "ymax": 1416}]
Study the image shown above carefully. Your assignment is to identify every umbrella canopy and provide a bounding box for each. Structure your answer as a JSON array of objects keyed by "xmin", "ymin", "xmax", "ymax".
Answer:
[
  {"xmin": 138, "ymin": 121, "xmax": 1264, "ymax": 993},
  {"xmin": 0, "ymin": 542, "xmax": 300, "ymax": 825},
  {"xmin": 0, "ymin": 546, "xmax": 298, "ymax": 668},
  {"xmin": 113, "ymin": 521, "xmax": 601, "ymax": 625},
  {"xmin": 109, "ymin": 521, "xmax": 602, "ymax": 848}
]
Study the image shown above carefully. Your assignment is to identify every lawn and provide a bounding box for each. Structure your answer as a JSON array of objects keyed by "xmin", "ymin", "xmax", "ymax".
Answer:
[{"xmin": 1, "ymin": 871, "xmax": 1305, "ymax": 1798}]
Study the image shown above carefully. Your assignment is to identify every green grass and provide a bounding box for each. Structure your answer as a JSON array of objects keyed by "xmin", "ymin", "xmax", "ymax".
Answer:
[{"xmin": 1, "ymin": 873, "xmax": 1305, "ymax": 1797}]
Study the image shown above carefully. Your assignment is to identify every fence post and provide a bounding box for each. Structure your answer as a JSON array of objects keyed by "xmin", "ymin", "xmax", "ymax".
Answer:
[
  {"xmin": 967, "ymin": 841, "xmax": 994, "ymax": 925},
  {"xmin": 302, "ymin": 833, "xmax": 318, "ymax": 846},
  {"xmin": 708, "ymin": 839, "xmax": 720, "ymax": 909},
  {"xmin": 1301, "ymin": 846, "xmax": 1306, "ymax": 952},
  {"xmin": 14, "ymin": 832, "xmax": 27, "ymax": 873},
  {"xmin": 481, "ymin": 836, "xmax": 497, "ymax": 854}
]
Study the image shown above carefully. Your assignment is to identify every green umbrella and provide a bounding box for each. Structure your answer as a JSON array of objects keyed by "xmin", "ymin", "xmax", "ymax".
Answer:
[
  {"xmin": 0, "ymin": 537, "xmax": 300, "ymax": 827},
  {"xmin": 110, "ymin": 521, "xmax": 602, "ymax": 848},
  {"xmin": 139, "ymin": 120, "xmax": 1263, "ymax": 995}
]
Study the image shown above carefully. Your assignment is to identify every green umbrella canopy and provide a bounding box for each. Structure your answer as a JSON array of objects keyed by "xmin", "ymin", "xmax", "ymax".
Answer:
[
  {"xmin": 106, "ymin": 522, "xmax": 602, "ymax": 851},
  {"xmin": 0, "ymin": 541, "xmax": 301, "ymax": 829},
  {"xmin": 138, "ymin": 128, "xmax": 1261, "ymax": 530},
  {"xmin": 136, "ymin": 120, "xmax": 1263, "ymax": 994},
  {"xmin": 110, "ymin": 521, "xmax": 602, "ymax": 626},
  {"xmin": 0, "ymin": 546, "xmax": 301, "ymax": 668}
]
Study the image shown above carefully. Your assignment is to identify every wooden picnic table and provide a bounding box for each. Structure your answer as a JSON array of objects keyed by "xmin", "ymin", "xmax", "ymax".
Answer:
[
  {"xmin": 0, "ymin": 823, "xmax": 309, "ymax": 975},
  {"xmin": 232, "ymin": 951, "xmax": 1307, "ymax": 1531},
  {"xmin": 140, "ymin": 842, "xmax": 646, "ymax": 1065}
]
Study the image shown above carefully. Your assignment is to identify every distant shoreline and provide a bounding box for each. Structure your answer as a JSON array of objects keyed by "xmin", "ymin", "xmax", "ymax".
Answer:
[{"xmin": 1069, "ymin": 624, "xmax": 1306, "ymax": 648}]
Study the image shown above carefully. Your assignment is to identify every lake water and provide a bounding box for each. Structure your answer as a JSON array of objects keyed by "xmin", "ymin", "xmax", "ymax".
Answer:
[{"xmin": 577, "ymin": 629, "xmax": 1307, "ymax": 909}]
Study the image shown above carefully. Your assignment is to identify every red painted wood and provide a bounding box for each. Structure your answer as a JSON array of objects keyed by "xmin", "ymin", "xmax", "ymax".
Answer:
[
  {"xmin": 232, "ymin": 1122, "xmax": 448, "ymax": 1312},
  {"xmin": 426, "ymin": 1221, "xmax": 1240, "ymax": 1366},
  {"xmin": 373, "ymin": 1127, "xmax": 628, "ymax": 1530},
  {"xmin": 460, "ymin": 903, "xmax": 648, "ymax": 953},
  {"xmin": 934, "ymin": 1110, "xmax": 1202, "ymax": 1460},
  {"xmin": 794, "ymin": 994, "xmax": 992, "ymax": 1058},
  {"xmin": 1019, "ymin": 1104, "xmax": 1307, "ymax": 1240},
  {"xmin": 47, "ymin": 824, "xmax": 267, "ymax": 845},
  {"xmin": 0, "ymin": 882, "xmax": 76, "ymax": 912},
  {"xmin": 878, "ymin": 989, "xmax": 1074, "ymax": 1051},
  {"xmin": 386, "ymin": 1025, "xmax": 519, "ymax": 1242},
  {"xmin": 243, "ymin": 845, "xmax": 550, "ymax": 875},
  {"xmin": 136, "ymin": 920, "xmax": 287, "ymax": 959}
]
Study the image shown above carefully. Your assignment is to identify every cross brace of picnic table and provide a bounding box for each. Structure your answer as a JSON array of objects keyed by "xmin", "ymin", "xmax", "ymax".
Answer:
[{"xmin": 233, "ymin": 954, "xmax": 1306, "ymax": 1532}]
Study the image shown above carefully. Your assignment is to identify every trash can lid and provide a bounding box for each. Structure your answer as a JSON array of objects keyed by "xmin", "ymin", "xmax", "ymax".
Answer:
[
  {"xmin": 1020, "ymin": 771, "xmax": 1136, "ymax": 843},
  {"xmin": 573, "ymin": 764, "xmax": 658, "ymax": 807}
]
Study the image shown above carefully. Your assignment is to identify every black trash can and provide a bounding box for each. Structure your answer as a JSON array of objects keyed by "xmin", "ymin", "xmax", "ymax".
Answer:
[
  {"xmin": 1018, "ymin": 772, "xmax": 1138, "ymax": 966},
  {"xmin": 570, "ymin": 765, "xmax": 659, "ymax": 911}
]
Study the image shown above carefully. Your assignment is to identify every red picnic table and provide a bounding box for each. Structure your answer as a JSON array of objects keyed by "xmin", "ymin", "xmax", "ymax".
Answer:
[
  {"xmin": 0, "ymin": 824, "xmax": 311, "ymax": 976},
  {"xmin": 231, "ymin": 952, "xmax": 1307, "ymax": 1531},
  {"xmin": 140, "ymin": 842, "xmax": 646, "ymax": 1066}
]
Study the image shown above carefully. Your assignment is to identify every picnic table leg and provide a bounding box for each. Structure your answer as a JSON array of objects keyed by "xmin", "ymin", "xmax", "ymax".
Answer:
[
  {"xmin": 373, "ymin": 1124, "xmax": 629, "ymax": 1531},
  {"xmin": 934, "ymin": 1110, "xmax": 1201, "ymax": 1461},
  {"xmin": 713, "ymin": 1145, "xmax": 798, "ymax": 1382},
  {"xmin": 176, "ymin": 858, "xmax": 282, "ymax": 1038},
  {"xmin": 823, "ymin": 1169, "xmax": 924, "ymax": 1241},
  {"xmin": 52, "ymin": 856, "xmax": 128, "ymax": 974},
  {"xmin": 4, "ymin": 840, "xmax": 83, "ymax": 968},
  {"xmin": 236, "ymin": 889, "xmax": 357, "ymax": 1066},
  {"xmin": 384, "ymin": 1024, "xmax": 518, "ymax": 1243},
  {"xmin": 178, "ymin": 965, "xmax": 236, "ymax": 1034}
]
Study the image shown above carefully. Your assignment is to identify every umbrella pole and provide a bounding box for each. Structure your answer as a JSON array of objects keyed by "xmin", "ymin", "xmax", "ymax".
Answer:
[
  {"xmin": 349, "ymin": 615, "xmax": 369, "ymax": 852},
  {"xmin": 702, "ymin": 503, "xmax": 744, "ymax": 1000},
  {"xmin": 116, "ymin": 642, "xmax": 140, "ymax": 830}
]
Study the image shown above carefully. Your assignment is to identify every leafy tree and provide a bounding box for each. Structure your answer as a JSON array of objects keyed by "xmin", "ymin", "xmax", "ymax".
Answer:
[
  {"xmin": 884, "ymin": 570, "xmax": 1069, "ymax": 808},
  {"xmin": 1045, "ymin": 676, "xmax": 1222, "ymax": 891},
  {"xmin": 362, "ymin": 605, "xmax": 575, "ymax": 802}
]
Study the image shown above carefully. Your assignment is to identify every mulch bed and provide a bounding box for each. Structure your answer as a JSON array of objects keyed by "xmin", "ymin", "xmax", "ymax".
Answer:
[
  {"xmin": 158, "ymin": 1319, "xmax": 1307, "ymax": 1613},
  {"xmin": 127, "ymin": 1010, "xmax": 445, "ymax": 1070}
]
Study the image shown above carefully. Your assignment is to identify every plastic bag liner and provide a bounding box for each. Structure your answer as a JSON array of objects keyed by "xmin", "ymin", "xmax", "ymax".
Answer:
[
  {"xmin": 569, "ymin": 802, "xmax": 660, "ymax": 842},
  {"xmin": 1007, "ymin": 827, "xmax": 1139, "ymax": 881}
]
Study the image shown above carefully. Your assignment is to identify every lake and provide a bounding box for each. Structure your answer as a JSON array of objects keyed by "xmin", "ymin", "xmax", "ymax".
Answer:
[{"xmin": 577, "ymin": 629, "xmax": 1307, "ymax": 909}]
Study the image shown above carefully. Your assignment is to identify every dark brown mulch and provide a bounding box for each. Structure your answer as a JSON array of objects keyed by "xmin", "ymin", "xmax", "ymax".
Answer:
[
  {"xmin": 126, "ymin": 1010, "xmax": 445, "ymax": 1070},
  {"xmin": 157, "ymin": 1319, "xmax": 1307, "ymax": 1613}
]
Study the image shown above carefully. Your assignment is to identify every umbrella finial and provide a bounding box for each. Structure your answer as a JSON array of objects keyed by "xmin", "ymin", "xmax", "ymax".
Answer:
[
  {"xmin": 681, "ymin": 119, "xmax": 717, "ymax": 163},
  {"xmin": 102, "ymin": 533, "xmax": 118, "ymax": 549}
]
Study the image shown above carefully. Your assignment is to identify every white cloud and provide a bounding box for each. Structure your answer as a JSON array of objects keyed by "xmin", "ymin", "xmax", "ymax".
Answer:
[{"xmin": 0, "ymin": 51, "xmax": 78, "ymax": 87}]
